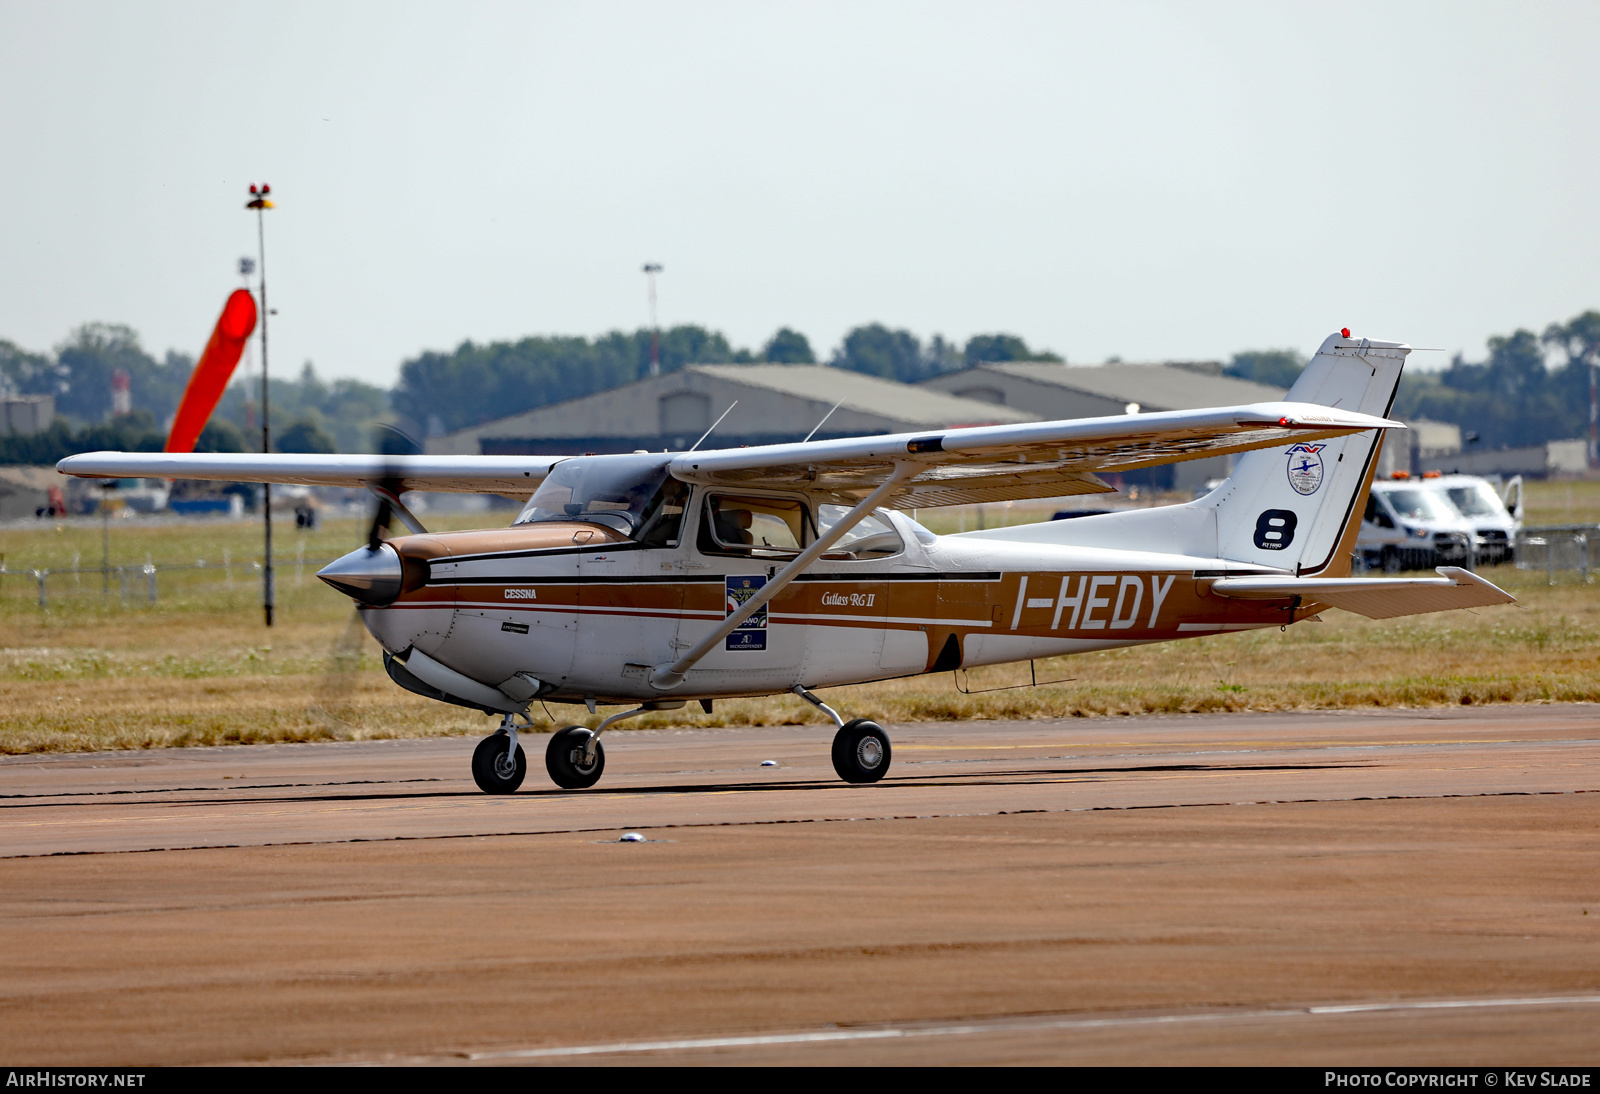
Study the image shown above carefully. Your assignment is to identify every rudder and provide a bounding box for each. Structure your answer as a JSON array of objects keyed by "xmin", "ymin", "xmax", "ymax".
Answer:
[{"xmin": 1200, "ymin": 332, "xmax": 1407, "ymax": 576}]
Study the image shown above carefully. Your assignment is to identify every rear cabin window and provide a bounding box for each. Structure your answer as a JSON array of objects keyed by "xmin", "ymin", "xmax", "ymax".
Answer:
[{"xmin": 817, "ymin": 504, "xmax": 904, "ymax": 558}]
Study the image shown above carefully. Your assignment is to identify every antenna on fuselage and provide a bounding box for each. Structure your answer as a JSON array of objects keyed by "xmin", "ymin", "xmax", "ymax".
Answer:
[
  {"xmin": 802, "ymin": 398, "xmax": 844, "ymax": 443},
  {"xmin": 686, "ymin": 400, "xmax": 738, "ymax": 452}
]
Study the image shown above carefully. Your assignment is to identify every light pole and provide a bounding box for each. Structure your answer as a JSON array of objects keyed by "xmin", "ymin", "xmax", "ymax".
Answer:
[
  {"xmin": 246, "ymin": 183, "xmax": 275, "ymax": 626},
  {"xmin": 100, "ymin": 483, "xmax": 114, "ymax": 595},
  {"xmin": 642, "ymin": 263, "xmax": 663, "ymax": 377},
  {"xmin": 238, "ymin": 256, "xmax": 257, "ymax": 432}
]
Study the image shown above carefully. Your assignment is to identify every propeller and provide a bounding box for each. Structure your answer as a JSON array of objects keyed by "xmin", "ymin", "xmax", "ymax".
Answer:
[
  {"xmin": 308, "ymin": 607, "xmax": 370, "ymax": 733},
  {"xmin": 367, "ymin": 471, "xmax": 403, "ymax": 551},
  {"xmin": 310, "ymin": 462, "xmax": 404, "ymax": 733}
]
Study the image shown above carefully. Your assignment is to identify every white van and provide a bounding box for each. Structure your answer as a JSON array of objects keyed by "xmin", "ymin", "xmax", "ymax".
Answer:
[
  {"xmin": 1356, "ymin": 477, "xmax": 1476, "ymax": 572},
  {"xmin": 1427, "ymin": 474, "xmax": 1521, "ymax": 565}
]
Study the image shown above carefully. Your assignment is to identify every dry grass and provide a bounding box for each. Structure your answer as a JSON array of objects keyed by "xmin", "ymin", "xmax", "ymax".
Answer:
[
  {"xmin": 1522, "ymin": 477, "xmax": 1600, "ymax": 525},
  {"xmin": 0, "ymin": 501, "xmax": 1596, "ymax": 755}
]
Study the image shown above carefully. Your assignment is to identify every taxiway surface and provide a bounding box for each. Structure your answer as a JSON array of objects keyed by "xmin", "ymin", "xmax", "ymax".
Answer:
[{"xmin": 1, "ymin": 705, "xmax": 1597, "ymax": 1065}]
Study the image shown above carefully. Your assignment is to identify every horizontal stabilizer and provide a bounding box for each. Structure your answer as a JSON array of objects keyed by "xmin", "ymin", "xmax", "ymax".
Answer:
[{"xmin": 1207, "ymin": 567, "xmax": 1516, "ymax": 620}]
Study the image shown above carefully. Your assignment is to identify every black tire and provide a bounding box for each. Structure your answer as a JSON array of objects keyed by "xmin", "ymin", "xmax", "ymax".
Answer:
[
  {"xmin": 831, "ymin": 718, "xmax": 891, "ymax": 784},
  {"xmin": 545, "ymin": 725, "xmax": 606, "ymax": 790},
  {"xmin": 471, "ymin": 732, "xmax": 527, "ymax": 794},
  {"xmin": 1381, "ymin": 547, "xmax": 1403, "ymax": 574}
]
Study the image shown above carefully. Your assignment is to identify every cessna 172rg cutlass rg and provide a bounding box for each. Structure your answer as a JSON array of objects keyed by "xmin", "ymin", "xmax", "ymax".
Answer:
[{"xmin": 59, "ymin": 332, "xmax": 1515, "ymax": 793}]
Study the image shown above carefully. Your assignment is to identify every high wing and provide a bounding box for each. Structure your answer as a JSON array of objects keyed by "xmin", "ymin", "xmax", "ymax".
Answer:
[
  {"xmin": 57, "ymin": 399, "xmax": 1397, "ymax": 508},
  {"xmin": 670, "ymin": 400, "xmax": 1401, "ymax": 508},
  {"xmin": 1207, "ymin": 567, "xmax": 1516, "ymax": 620},
  {"xmin": 54, "ymin": 453, "xmax": 563, "ymax": 499}
]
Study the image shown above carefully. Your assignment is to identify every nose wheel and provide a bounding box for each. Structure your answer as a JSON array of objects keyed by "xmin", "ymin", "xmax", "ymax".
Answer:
[
  {"xmin": 831, "ymin": 718, "xmax": 891, "ymax": 784},
  {"xmin": 471, "ymin": 731, "xmax": 527, "ymax": 794}
]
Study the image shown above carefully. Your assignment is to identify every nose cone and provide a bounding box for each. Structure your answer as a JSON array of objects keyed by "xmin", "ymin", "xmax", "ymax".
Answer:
[{"xmin": 318, "ymin": 543, "xmax": 404, "ymax": 606}]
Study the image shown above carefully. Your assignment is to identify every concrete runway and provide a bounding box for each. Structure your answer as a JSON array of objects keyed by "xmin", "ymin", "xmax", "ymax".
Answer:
[{"xmin": 1, "ymin": 704, "xmax": 1598, "ymax": 1065}]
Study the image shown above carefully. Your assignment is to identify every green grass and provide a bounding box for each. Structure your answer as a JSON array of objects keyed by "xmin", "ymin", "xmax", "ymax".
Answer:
[{"xmin": 0, "ymin": 510, "xmax": 1594, "ymax": 755}]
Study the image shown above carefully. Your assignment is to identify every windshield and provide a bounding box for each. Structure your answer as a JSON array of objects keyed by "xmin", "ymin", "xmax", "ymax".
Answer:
[
  {"xmin": 1443, "ymin": 483, "xmax": 1508, "ymax": 519},
  {"xmin": 515, "ymin": 455, "xmax": 687, "ymax": 540},
  {"xmin": 1383, "ymin": 488, "xmax": 1457, "ymax": 524}
]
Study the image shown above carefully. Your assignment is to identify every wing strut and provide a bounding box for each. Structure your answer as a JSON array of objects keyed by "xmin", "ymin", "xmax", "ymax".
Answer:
[
  {"xmin": 365, "ymin": 483, "xmax": 429, "ymax": 535},
  {"xmin": 649, "ymin": 461, "xmax": 922, "ymax": 691}
]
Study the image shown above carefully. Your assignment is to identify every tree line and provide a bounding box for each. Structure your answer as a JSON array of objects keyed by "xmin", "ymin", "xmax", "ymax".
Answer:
[
  {"xmin": 1218, "ymin": 314, "xmax": 1600, "ymax": 449},
  {"xmin": 0, "ymin": 324, "xmax": 388, "ymax": 462},
  {"xmin": 390, "ymin": 324, "xmax": 1064, "ymax": 435},
  {"xmin": 3, "ymin": 314, "xmax": 1595, "ymax": 463}
]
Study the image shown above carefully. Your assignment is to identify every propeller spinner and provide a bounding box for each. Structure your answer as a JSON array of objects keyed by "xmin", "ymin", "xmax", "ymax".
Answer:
[
  {"xmin": 317, "ymin": 544, "xmax": 404, "ymax": 606},
  {"xmin": 318, "ymin": 469, "xmax": 411, "ymax": 607}
]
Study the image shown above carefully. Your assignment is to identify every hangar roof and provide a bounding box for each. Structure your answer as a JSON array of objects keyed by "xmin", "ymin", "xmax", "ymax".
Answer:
[
  {"xmin": 425, "ymin": 364, "xmax": 1034, "ymax": 455},
  {"xmin": 922, "ymin": 361, "xmax": 1286, "ymax": 413},
  {"xmin": 686, "ymin": 364, "xmax": 1035, "ymax": 426}
]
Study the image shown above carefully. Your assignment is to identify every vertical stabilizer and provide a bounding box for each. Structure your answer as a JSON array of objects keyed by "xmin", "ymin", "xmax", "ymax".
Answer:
[{"xmin": 1201, "ymin": 333, "xmax": 1407, "ymax": 575}]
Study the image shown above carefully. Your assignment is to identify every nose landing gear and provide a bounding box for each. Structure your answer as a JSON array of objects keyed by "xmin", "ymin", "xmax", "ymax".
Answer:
[{"xmin": 471, "ymin": 715, "xmax": 528, "ymax": 794}]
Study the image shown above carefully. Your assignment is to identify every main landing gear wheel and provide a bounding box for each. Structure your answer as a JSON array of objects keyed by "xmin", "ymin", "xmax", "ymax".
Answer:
[
  {"xmin": 831, "ymin": 718, "xmax": 891, "ymax": 784},
  {"xmin": 471, "ymin": 731, "xmax": 527, "ymax": 794},
  {"xmin": 546, "ymin": 725, "xmax": 606, "ymax": 790}
]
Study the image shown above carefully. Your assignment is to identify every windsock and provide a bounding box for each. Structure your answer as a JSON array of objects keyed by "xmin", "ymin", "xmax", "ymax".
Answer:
[{"xmin": 165, "ymin": 289, "xmax": 257, "ymax": 453}]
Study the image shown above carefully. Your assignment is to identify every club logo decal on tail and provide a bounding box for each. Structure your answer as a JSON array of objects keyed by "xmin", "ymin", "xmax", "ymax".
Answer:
[
  {"xmin": 1286, "ymin": 444, "xmax": 1326, "ymax": 495},
  {"xmin": 1254, "ymin": 509, "xmax": 1298, "ymax": 551}
]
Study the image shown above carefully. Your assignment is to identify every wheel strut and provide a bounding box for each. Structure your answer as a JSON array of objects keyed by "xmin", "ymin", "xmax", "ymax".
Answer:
[
  {"xmin": 579, "ymin": 700, "xmax": 686, "ymax": 763},
  {"xmin": 791, "ymin": 684, "xmax": 845, "ymax": 728},
  {"xmin": 498, "ymin": 711, "xmax": 522, "ymax": 769}
]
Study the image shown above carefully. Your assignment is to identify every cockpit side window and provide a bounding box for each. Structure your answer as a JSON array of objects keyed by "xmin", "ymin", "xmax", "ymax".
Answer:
[{"xmin": 698, "ymin": 494, "xmax": 815, "ymax": 559}]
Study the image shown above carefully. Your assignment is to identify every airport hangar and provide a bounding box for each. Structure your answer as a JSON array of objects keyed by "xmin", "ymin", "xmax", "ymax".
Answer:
[
  {"xmin": 422, "ymin": 363, "xmax": 1037, "ymax": 457},
  {"xmin": 425, "ymin": 360, "xmax": 1285, "ymax": 496},
  {"xmin": 917, "ymin": 359, "xmax": 1287, "ymax": 492}
]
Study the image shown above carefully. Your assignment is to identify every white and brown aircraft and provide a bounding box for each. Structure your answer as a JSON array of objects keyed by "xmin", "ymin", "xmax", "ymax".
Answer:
[{"xmin": 60, "ymin": 332, "xmax": 1514, "ymax": 793}]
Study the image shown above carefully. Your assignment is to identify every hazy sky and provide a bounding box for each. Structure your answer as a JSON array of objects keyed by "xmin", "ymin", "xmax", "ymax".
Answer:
[{"xmin": 2, "ymin": 2, "xmax": 1597, "ymax": 386}]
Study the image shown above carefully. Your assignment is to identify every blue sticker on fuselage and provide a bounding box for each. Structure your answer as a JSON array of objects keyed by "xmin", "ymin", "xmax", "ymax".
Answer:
[{"xmin": 726, "ymin": 575, "xmax": 767, "ymax": 651}]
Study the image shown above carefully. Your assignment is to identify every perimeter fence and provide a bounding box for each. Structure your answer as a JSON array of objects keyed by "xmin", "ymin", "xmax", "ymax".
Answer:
[
  {"xmin": 0, "ymin": 543, "xmax": 339, "ymax": 610},
  {"xmin": 1515, "ymin": 525, "xmax": 1598, "ymax": 584},
  {"xmin": 3, "ymin": 525, "xmax": 1596, "ymax": 611}
]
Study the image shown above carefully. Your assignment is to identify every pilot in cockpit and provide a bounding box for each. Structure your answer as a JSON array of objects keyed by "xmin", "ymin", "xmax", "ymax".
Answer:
[{"xmin": 713, "ymin": 505, "xmax": 755, "ymax": 546}]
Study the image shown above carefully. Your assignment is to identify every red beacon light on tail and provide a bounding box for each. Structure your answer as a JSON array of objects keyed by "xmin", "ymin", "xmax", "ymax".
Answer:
[{"xmin": 1341, "ymin": 328, "xmax": 1351, "ymax": 338}]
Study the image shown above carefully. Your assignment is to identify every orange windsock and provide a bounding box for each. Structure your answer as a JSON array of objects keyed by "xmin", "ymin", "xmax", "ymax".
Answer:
[{"xmin": 166, "ymin": 289, "xmax": 258, "ymax": 453}]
